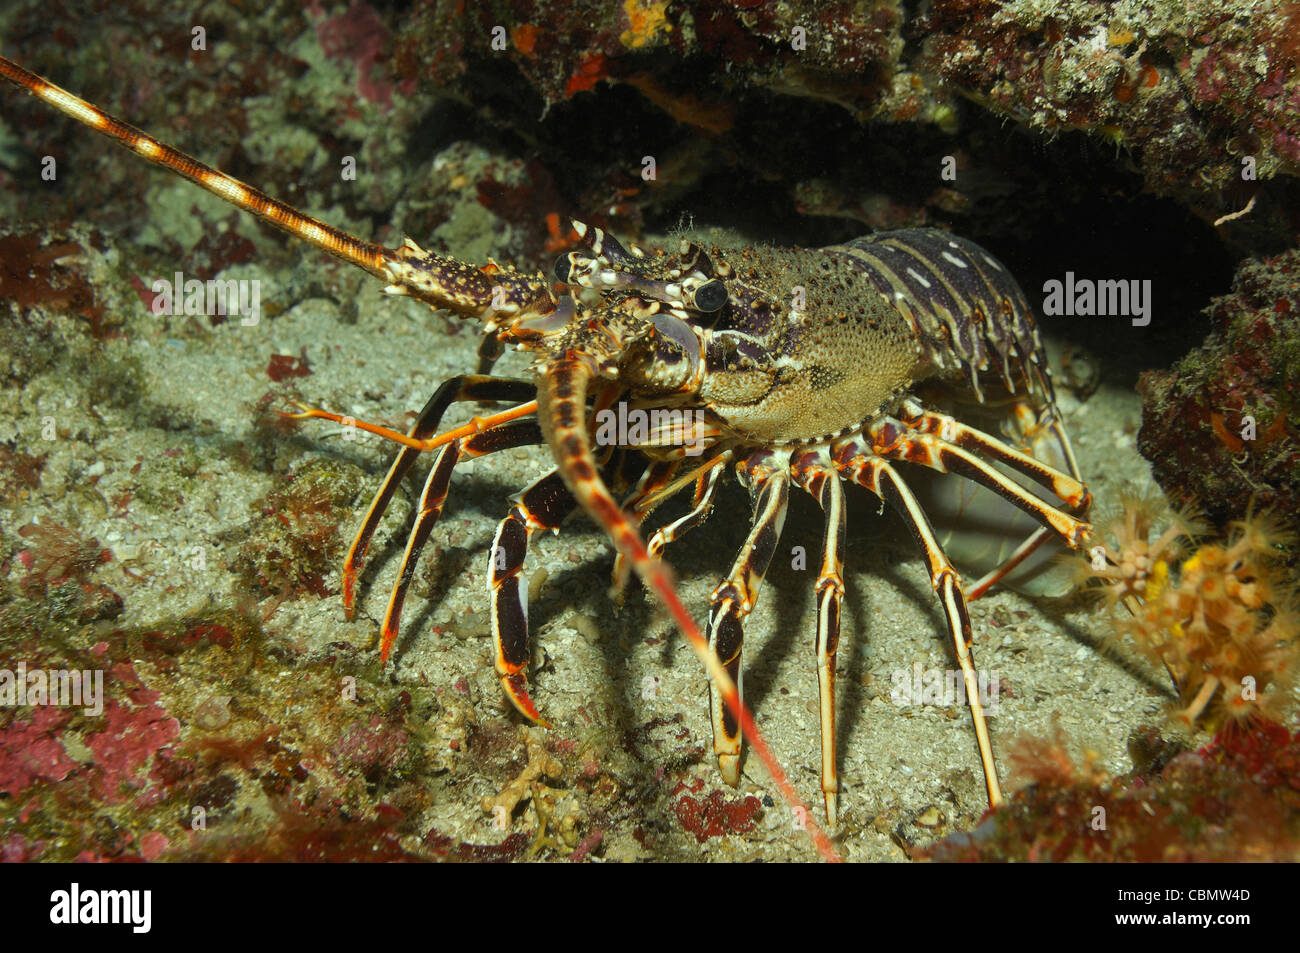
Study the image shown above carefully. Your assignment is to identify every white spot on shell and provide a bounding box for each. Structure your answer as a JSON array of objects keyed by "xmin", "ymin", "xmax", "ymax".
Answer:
[
  {"xmin": 941, "ymin": 251, "xmax": 968, "ymax": 268},
  {"xmin": 906, "ymin": 268, "xmax": 931, "ymax": 288}
]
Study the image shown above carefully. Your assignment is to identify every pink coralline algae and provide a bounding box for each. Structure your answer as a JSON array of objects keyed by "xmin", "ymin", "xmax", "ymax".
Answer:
[
  {"xmin": 84, "ymin": 681, "xmax": 181, "ymax": 804},
  {"xmin": 0, "ymin": 705, "xmax": 77, "ymax": 796},
  {"xmin": 919, "ymin": 720, "xmax": 1300, "ymax": 862},
  {"xmin": 3, "ymin": 834, "xmax": 44, "ymax": 862},
  {"xmin": 139, "ymin": 831, "xmax": 170, "ymax": 861}
]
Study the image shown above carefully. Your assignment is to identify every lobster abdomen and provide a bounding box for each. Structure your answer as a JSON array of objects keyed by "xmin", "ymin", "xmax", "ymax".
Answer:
[{"xmin": 825, "ymin": 229, "xmax": 1048, "ymax": 405}]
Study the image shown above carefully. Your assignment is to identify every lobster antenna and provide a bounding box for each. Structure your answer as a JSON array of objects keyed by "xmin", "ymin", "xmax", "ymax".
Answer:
[
  {"xmin": 0, "ymin": 55, "xmax": 397, "ymax": 280},
  {"xmin": 538, "ymin": 353, "xmax": 842, "ymax": 862}
]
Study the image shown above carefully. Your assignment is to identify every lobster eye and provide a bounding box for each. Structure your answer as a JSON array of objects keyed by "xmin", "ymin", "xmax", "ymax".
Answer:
[
  {"xmin": 692, "ymin": 279, "xmax": 728, "ymax": 312},
  {"xmin": 553, "ymin": 254, "xmax": 573, "ymax": 284}
]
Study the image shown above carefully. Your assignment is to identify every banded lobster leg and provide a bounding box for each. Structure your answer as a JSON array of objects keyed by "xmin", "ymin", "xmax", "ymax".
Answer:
[
  {"xmin": 926, "ymin": 398, "xmax": 1092, "ymax": 600},
  {"xmin": 621, "ymin": 460, "xmax": 683, "ymax": 524},
  {"xmin": 611, "ymin": 452, "xmax": 730, "ymax": 592},
  {"xmin": 609, "ymin": 458, "xmax": 686, "ymax": 597},
  {"xmin": 872, "ymin": 402, "xmax": 1092, "ymax": 555},
  {"xmin": 644, "ymin": 459, "xmax": 729, "ymax": 561},
  {"xmin": 281, "ymin": 392, "xmax": 540, "ymax": 661},
  {"xmin": 707, "ymin": 453, "xmax": 791, "ymax": 787},
  {"xmin": 790, "ymin": 453, "xmax": 848, "ymax": 826},
  {"xmin": 835, "ymin": 445, "xmax": 1004, "ymax": 807},
  {"xmin": 898, "ymin": 398, "xmax": 1092, "ymax": 600},
  {"xmin": 489, "ymin": 470, "xmax": 577, "ymax": 723},
  {"xmin": 377, "ymin": 419, "xmax": 544, "ymax": 662},
  {"xmin": 316, "ymin": 375, "xmax": 537, "ymax": 614}
]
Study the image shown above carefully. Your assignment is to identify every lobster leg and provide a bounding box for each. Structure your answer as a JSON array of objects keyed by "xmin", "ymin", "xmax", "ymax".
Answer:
[
  {"xmin": 947, "ymin": 400, "xmax": 1092, "ymax": 599},
  {"xmin": 612, "ymin": 453, "xmax": 730, "ymax": 592},
  {"xmin": 489, "ymin": 470, "xmax": 578, "ymax": 723},
  {"xmin": 965, "ymin": 526, "xmax": 1057, "ymax": 600},
  {"xmin": 476, "ymin": 335, "xmax": 506, "ymax": 376},
  {"xmin": 622, "ymin": 460, "xmax": 683, "ymax": 521},
  {"xmin": 837, "ymin": 446, "xmax": 1004, "ymax": 808},
  {"xmin": 539, "ymin": 346, "xmax": 840, "ymax": 861},
  {"xmin": 647, "ymin": 461, "xmax": 728, "ymax": 560},
  {"xmin": 635, "ymin": 451, "xmax": 731, "ymax": 523},
  {"xmin": 895, "ymin": 401, "xmax": 1091, "ymax": 518},
  {"xmin": 324, "ymin": 375, "xmax": 537, "ymax": 612},
  {"xmin": 378, "ymin": 420, "xmax": 543, "ymax": 663},
  {"xmin": 869, "ymin": 415, "xmax": 1092, "ymax": 552},
  {"xmin": 284, "ymin": 399, "xmax": 539, "ymax": 454},
  {"xmin": 611, "ymin": 459, "xmax": 687, "ymax": 595},
  {"xmin": 875, "ymin": 413, "xmax": 1093, "ymax": 601},
  {"xmin": 791, "ymin": 456, "xmax": 847, "ymax": 826},
  {"xmin": 708, "ymin": 456, "xmax": 790, "ymax": 785}
]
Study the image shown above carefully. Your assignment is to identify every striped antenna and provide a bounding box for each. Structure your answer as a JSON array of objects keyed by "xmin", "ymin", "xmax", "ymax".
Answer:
[{"xmin": 0, "ymin": 55, "xmax": 397, "ymax": 280}]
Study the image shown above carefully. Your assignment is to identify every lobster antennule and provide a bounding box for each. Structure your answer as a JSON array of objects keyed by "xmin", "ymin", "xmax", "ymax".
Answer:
[{"xmin": 536, "ymin": 351, "xmax": 842, "ymax": 862}]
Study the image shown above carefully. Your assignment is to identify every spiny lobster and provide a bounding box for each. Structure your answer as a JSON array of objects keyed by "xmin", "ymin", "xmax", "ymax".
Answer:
[{"xmin": 1, "ymin": 55, "xmax": 1096, "ymax": 862}]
